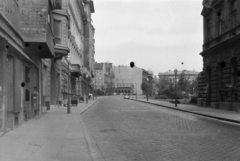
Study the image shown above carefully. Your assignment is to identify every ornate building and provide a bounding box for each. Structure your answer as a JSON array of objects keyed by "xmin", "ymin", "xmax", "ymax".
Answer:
[{"xmin": 198, "ymin": 0, "xmax": 240, "ymax": 111}]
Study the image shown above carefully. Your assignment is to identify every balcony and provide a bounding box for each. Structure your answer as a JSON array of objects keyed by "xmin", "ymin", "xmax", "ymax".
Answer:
[
  {"xmin": 55, "ymin": 44, "xmax": 69, "ymax": 58},
  {"xmin": 20, "ymin": 0, "xmax": 55, "ymax": 58},
  {"xmin": 70, "ymin": 64, "xmax": 81, "ymax": 77},
  {"xmin": 22, "ymin": 24, "xmax": 55, "ymax": 58}
]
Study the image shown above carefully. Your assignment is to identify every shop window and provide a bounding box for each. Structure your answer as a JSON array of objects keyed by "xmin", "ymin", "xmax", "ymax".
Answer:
[{"xmin": 53, "ymin": 19, "xmax": 62, "ymax": 44}]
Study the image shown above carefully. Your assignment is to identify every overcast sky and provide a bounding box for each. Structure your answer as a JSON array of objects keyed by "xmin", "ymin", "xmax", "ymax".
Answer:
[{"xmin": 92, "ymin": 0, "xmax": 203, "ymax": 76}]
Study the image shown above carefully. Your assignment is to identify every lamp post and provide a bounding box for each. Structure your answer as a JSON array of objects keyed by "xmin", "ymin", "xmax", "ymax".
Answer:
[
  {"xmin": 86, "ymin": 74, "xmax": 89, "ymax": 104},
  {"xmin": 135, "ymin": 83, "xmax": 137, "ymax": 99},
  {"xmin": 94, "ymin": 69, "xmax": 97, "ymax": 99},
  {"xmin": 174, "ymin": 69, "xmax": 178, "ymax": 107},
  {"xmin": 66, "ymin": 56, "xmax": 71, "ymax": 114},
  {"xmin": 146, "ymin": 78, "xmax": 149, "ymax": 101}
]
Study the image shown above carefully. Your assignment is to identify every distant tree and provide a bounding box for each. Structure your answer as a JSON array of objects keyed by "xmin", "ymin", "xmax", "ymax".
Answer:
[
  {"xmin": 178, "ymin": 72, "xmax": 190, "ymax": 92},
  {"xmin": 156, "ymin": 76, "xmax": 171, "ymax": 97},
  {"xmin": 190, "ymin": 78, "xmax": 198, "ymax": 95},
  {"xmin": 141, "ymin": 81, "xmax": 148, "ymax": 94}
]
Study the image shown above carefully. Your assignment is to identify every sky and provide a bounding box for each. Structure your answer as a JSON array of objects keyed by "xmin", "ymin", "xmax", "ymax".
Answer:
[{"xmin": 92, "ymin": 0, "xmax": 203, "ymax": 76}]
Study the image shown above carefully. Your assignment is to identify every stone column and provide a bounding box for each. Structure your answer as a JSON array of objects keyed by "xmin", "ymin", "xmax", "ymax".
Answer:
[{"xmin": 0, "ymin": 38, "xmax": 8, "ymax": 133}]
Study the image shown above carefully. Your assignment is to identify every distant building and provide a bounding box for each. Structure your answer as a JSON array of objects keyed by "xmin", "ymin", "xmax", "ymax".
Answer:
[
  {"xmin": 112, "ymin": 65, "xmax": 153, "ymax": 95},
  {"xmin": 158, "ymin": 70, "xmax": 199, "ymax": 84},
  {"xmin": 198, "ymin": 0, "xmax": 240, "ymax": 110},
  {"xmin": 94, "ymin": 62, "xmax": 114, "ymax": 94},
  {"xmin": 152, "ymin": 75, "xmax": 159, "ymax": 96}
]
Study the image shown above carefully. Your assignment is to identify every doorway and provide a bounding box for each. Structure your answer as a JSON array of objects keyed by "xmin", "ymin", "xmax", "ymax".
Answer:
[{"xmin": 206, "ymin": 66, "xmax": 211, "ymax": 106}]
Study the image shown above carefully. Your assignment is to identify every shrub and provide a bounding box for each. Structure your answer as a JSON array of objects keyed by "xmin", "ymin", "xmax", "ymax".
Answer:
[
  {"xmin": 189, "ymin": 96, "xmax": 197, "ymax": 104},
  {"xmin": 159, "ymin": 95, "xmax": 168, "ymax": 99}
]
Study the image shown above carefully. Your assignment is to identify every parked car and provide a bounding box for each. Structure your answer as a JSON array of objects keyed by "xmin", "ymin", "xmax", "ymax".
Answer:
[{"xmin": 124, "ymin": 94, "xmax": 130, "ymax": 99}]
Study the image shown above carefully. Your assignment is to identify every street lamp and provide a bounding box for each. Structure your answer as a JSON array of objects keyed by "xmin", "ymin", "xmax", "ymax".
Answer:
[
  {"xmin": 66, "ymin": 55, "xmax": 71, "ymax": 114},
  {"xmin": 135, "ymin": 83, "xmax": 137, "ymax": 99},
  {"xmin": 94, "ymin": 69, "xmax": 97, "ymax": 99},
  {"xmin": 146, "ymin": 78, "xmax": 149, "ymax": 101},
  {"xmin": 174, "ymin": 69, "xmax": 178, "ymax": 107},
  {"xmin": 86, "ymin": 74, "xmax": 89, "ymax": 104}
]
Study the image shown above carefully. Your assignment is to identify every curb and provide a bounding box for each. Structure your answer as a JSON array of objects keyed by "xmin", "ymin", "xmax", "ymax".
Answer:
[
  {"xmin": 79, "ymin": 116, "xmax": 105, "ymax": 161},
  {"xmin": 79, "ymin": 98, "xmax": 106, "ymax": 161},
  {"xmin": 130, "ymin": 98, "xmax": 240, "ymax": 124},
  {"xmin": 80, "ymin": 99, "xmax": 99, "ymax": 115}
]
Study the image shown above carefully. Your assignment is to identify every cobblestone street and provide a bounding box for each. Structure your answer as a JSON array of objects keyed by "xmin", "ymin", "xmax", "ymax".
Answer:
[{"xmin": 82, "ymin": 97, "xmax": 240, "ymax": 161}]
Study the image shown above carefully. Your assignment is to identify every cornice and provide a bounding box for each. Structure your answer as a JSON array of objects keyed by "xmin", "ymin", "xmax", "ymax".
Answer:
[
  {"xmin": 201, "ymin": 33, "xmax": 240, "ymax": 57},
  {"xmin": 52, "ymin": 9, "xmax": 69, "ymax": 19},
  {"xmin": 68, "ymin": 1, "xmax": 83, "ymax": 35},
  {"xmin": 0, "ymin": 14, "xmax": 23, "ymax": 48},
  {"xmin": 69, "ymin": 30, "xmax": 83, "ymax": 58}
]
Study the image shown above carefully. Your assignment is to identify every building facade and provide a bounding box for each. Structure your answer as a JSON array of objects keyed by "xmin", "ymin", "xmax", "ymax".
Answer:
[
  {"xmin": 112, "ymin": 65, "xmax": 153, "ymax": 95},
  {"xmin": 81, "ymin": 0, "xmax": 95, "ymax": 98},
  {"xmin": 198, "ymin": 0, "xmax": 240, "ymax": 111},
  {"xmin": 94, "ymin": 62, "xmax": 114, "ymax": 95},
  {"xmin": 0, "ymin": 0, "xmax": 95, "ymax": 135},
  {"xmin": 0, "ymin": 0, "xmax": 57, "ymax": 134},
  {"xmin": 59, "ymin": 0, "xmax": 86, "ymax": 105},
  {"xmin": 158, "ymin": 70, "xmax": 199, "ymax": 84}
]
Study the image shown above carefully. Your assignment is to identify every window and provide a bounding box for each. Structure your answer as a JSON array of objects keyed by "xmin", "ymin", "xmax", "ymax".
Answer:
[
  {"xmin": 206, "ymin": 18, "xmax": 211, "ymax": 41},
  {"xmin": 25, "ymin": 66, "xmax": 30, "ymax": 82},
  {"xmin": 230, "ymin": 58, "xmax": 237, "ymax": 87},
  {"xmin": 25, "ymin": 90, "xmax": 30, "ymax": 101},
  {"xmin": 230, "ymin": 1, "xmax": 237, "ymax": 28},
  {"xmin": 217, "ymin": 11, "xmax": 223, "ymax": 35},
  {"xmin": 53, "ymin": 19, "xmax": 62, "ymax": 44}
]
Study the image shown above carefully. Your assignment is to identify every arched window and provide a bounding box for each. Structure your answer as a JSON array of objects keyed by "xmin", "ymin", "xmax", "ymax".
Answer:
[
  {"xmin": 217, "ymin": 62, "xmax": 225, "ymax": 101},
  {"xmin": 230, "ymin": 57, "xmax": 238, "ymax": 102},
  {"xmin": 230, "ymin": 58, "xmax": 237, "ymax": 87},
  {"xmin": 217, "ymin": 61, "xmax": 225, "ymax": 89}
]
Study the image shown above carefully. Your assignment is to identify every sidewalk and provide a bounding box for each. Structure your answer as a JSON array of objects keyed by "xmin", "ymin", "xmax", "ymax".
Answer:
[
  {"xmin": 0, "ymin": 99, "xmax": 104, "ymax": 161},
  {"xmin": 130, "ymin": 96, "xmax": 240, "ymax": 124}
]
